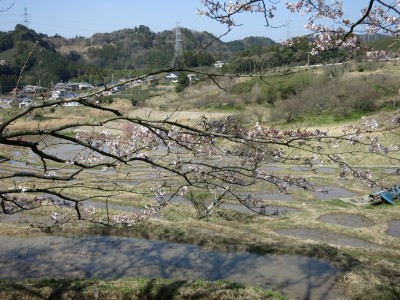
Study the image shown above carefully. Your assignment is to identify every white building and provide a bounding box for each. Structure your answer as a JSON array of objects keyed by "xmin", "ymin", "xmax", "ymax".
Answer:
[{"xmin": 165, "ymin": 73, "xmax": 178, "ymax": 82}]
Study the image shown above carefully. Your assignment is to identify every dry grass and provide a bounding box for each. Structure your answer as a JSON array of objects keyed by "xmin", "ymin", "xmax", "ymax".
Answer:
[{"xmin": 0, "ymin": 277, "xmax": 286, "ymax": 300}]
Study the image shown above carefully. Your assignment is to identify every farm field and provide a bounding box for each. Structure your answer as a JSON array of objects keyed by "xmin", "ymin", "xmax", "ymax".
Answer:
[{"xmin": 0, "ymin": 61, "xmax": 399, "ymax": 300}]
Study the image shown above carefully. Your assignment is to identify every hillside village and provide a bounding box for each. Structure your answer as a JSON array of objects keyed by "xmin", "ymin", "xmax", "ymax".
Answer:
[{"xmin": 1, "ymin": 24, "xmax": 399, "ymax": 112}]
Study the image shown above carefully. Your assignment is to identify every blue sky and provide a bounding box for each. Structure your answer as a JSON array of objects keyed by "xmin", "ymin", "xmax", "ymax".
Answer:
[{"xmin": 1, "ymin": 0, "xmax": 366, "ymax": 42}]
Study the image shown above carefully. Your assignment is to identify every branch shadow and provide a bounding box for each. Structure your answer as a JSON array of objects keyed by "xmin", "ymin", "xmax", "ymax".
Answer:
[{"xmin": 0, "ymin": 234, "xmax": 349, "ymax": 299}]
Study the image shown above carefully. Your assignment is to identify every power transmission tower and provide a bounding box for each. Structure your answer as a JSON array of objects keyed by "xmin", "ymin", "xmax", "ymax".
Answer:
[
  {"xmin": 286, "ymin": 20, "xmax": 292, "ymax": 40},
  {"xmin": 23, "ymin": 7, "xmax": 30, "ymax": 28},
  {"xmin": 173, "ymin": 22, "xmax": 183, "ymax": 67}
]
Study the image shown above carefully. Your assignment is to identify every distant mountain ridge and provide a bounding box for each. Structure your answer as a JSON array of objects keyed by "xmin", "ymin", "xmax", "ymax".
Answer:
[
  {"xmin": 0, "ymin": 24, "xmax": 276, "ymax": 90},
  {"xmin": 44, "ymin": 25, "xmax": 276, "ymax": 69},
  {"xmin": 1, "ymin": 24, "xmax": 395, "ymax": 92}
]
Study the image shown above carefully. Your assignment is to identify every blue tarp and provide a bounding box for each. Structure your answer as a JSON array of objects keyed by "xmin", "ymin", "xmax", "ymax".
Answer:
[{"xmin": 369, "ymin": 185, "xmax": 400, "ymax": 205}]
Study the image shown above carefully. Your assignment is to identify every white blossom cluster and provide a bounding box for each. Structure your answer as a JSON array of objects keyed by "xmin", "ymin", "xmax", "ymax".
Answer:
[
  {"xmin": 196, "ymin": 0, "xmax": 268, "ymax": 26},
  {"xmin": 74, "ymin": 124, "xmax": 161, "ymax": 165},
  {"xmin": 198, "ymin": 1, "xmax": 399, "ymax": 53},
  {"xmin": 341, "ymin": 119, "xmax": 393, "ymax": 155}
]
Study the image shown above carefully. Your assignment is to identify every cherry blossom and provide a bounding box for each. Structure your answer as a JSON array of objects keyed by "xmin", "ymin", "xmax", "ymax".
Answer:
[
  {"xmin": 0, "ymin": 1, "xmax": 399, "ymax": 227},
  {"xmin": 198, "ymin": 1, "xmax": 400, "ymax": 52}
]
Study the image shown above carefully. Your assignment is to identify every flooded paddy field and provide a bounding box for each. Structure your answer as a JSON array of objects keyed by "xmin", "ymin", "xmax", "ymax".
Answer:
[
  {"xmin": 386, "ymin": 220, "xmax": 400, "ymax": 238},
  {"xmin": 1, "ymin": 138, "xmax": 400, "ymax": 299},
  {"xmin": 319, "ymin": 213, "xmax": 375, "ymax": 228},
  {"xmin": 1, "ymin": 191, "xmax": 398, "ymax": 299},
  {"xmin": 0, "ymin": 234, "xmax": 345, "ymax": 300},
  {"xmin": 274, "ymin": 228, "xmax": 381, "ymax": 249}
]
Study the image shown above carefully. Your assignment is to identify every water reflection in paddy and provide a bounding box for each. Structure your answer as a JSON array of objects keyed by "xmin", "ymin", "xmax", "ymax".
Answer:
[
  {"xmin": 222, "ymin": 203, "xmax": 300, "ymax": 215},
  {"xmin": 237, "ymin": 192, "xmax": 294, "ymax": 201},
  {"xmin": 383, "ymin": 168, "xmax": 400, "ymax": 174},
  {"xmin": 386, "ymin": 220, "xmax": 400, "ymax": 238},
  {"xmin": 275, "ymin": 228, "xmax": 379, "ymax": 248},
  {"xmin": 164, "ymin": 194, "xmax": 298, "ymax": 215},
  {"xmin": 0, "ymin": 235, "xmax": 345, "ymax": 299},
  {"xmin": 315, "ymin": 186, "xmax": 358, "ymax": 200},
  {"xmin": 291, "ymin": 166, "xmax": 336, "ymax": 173},
  {"xmin": 319, "ymin": 213, "xmax": 375, "ymax": 228}
]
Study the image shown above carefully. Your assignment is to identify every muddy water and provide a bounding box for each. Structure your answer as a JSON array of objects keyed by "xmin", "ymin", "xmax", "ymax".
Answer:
[
  {"xmin": 165, "ymin": 194, "xmax": 298, "ymax": 215},
  {"xmin": 222, "ymin": 203, "xmax": 300, "ymax": 215},
  {"xmin": 319, "ymin": 213, "xmax": 375, "ymax": 228},
  {"xmin": 386, "ymin": 220, "xmax": 400, "ymax": 238},
  {"xmin": 291, "ymin": 166, "xmax": 336, "ymax": 173},
  {"xmin": 241, "ymin": 192, "xmax": 294, "ymax": 201},
  {"xmin": 83, "ymin": 200, "xmax": 147, "ymax": 214},
  {"xmin": 275, "ymin": 228, "xmax": 380, "ymax": 248},
  {"xmin": 384, "ymin": 168, "xmax": 400, "ymax": 174},
  {"xmin": 315, "ymin": 186, "xmax": 358, "ymax": 200},
  {"xmin": 0, "ymin": 235, "xmax": 344, "ymax": 299}
]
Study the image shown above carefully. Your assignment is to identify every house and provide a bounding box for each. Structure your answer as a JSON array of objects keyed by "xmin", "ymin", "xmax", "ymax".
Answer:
[
  {"xmin": 23, "ymin": 85, "xmax": 44, "ymax": 94},
  {"xmin": 144, "ymin": 75, "xmax": 157, "ymax": 85},
  {"xmin": 9, "ymin": 88, "xmax": 20, "ymax": 95},
  {"xmin": 18, "ymin": 97, "xmax": 33, "ymax": 108},
  {"xmin": 65, "ymin": 82, "xmax": 80, "ymax": 91},
  {"xmin": 51, "ymin": 89, "xmax": 68, "ymax": 99},
  {"xmin": 107, "ymin": 81, "xmax": 123, "ymax": 92},
  {"xmin": 214, "ymin": 61, "xmax": 226, "ymax": 68},
  {"xmin": 187, "ymin": 74, "xmax": 199, "ymax": 82},
  {"xmin": 366, "ymin": 50, "xmax": 389, "ymax": 61},
  {"xmin": 62, "ymin": 93, "xmax": 81, "ymax": 106},
  {"xmin": 78, "ymin": 83, "xmax": 94, "ymax": 90},
  {"xmin": 63, "ymin": 101, "xmax": 80, "ymax": 107},
  {"xmin": 165, "ymin": 73, "xmax": 178, "ymax": 82},
  {"xmin": 101, "ymin": 90, "xmax": 113, "ymax": 96}
]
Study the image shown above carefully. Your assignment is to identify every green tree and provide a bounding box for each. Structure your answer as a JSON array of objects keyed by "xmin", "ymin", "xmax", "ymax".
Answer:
[
  {"xmin": 146, "ymin": 48, "xmax": 172, "ymax": 70},
  {"xmin": 182, "ymin": 50, "xmax": 198, "ymax": 67},
  {"xmin": 175, "ymin": 72, "xmax": 189, "ymax": 93},
  {"xmin": 0, "ymin": 32, "xmax": 13, "ymax": 52},
  {"xmin": 197, "ymin": 51, "xmax": 214, "ymax": 66}
]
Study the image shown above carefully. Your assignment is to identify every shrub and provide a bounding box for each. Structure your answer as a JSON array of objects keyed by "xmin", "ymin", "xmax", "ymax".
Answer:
[
  {"xmin": 32, "ymin": 111, "xmax": 44, "ymax": 120},
  {"xmin": 343, "ymin": 81, "xmax": 379, "ymax": 112},
  {"xmin": 275, "ymin": 72, "xmax": 312, "ymax": 100},
  {"xmin": 194, "ymin": 96, "xmax": 213, "ymax": 108},
  {"xmin": 251, "ymin": 83, "xmax": 263, "ymax": 104},
  {"xmin": 230, "ymin": 79, "xmax": 255, "ymax": 94},
  {"xmin": 300, "ymin": 78, "xmax": 338, "ymax": 114},
  {"xmin": 159, "ymin": 103, "xmax": 168, "ymax": 110},
  {"xmin": 131, "ymin": 97, "xmax": 138, "ymax": 107},
  {"xmin": 175, "ymin": 72, "xmax": 189, "ymax": 93},
  {"xmin": 264, "ymin": 85, "xmax": 279, "ymax": 105},
  {"xmin": 96, "ymin": 95, "xmax": 113, "ymax": 104},
  {"xmin": 271, "ymin": 96, "xmax": 304, "ymax": 123}
]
